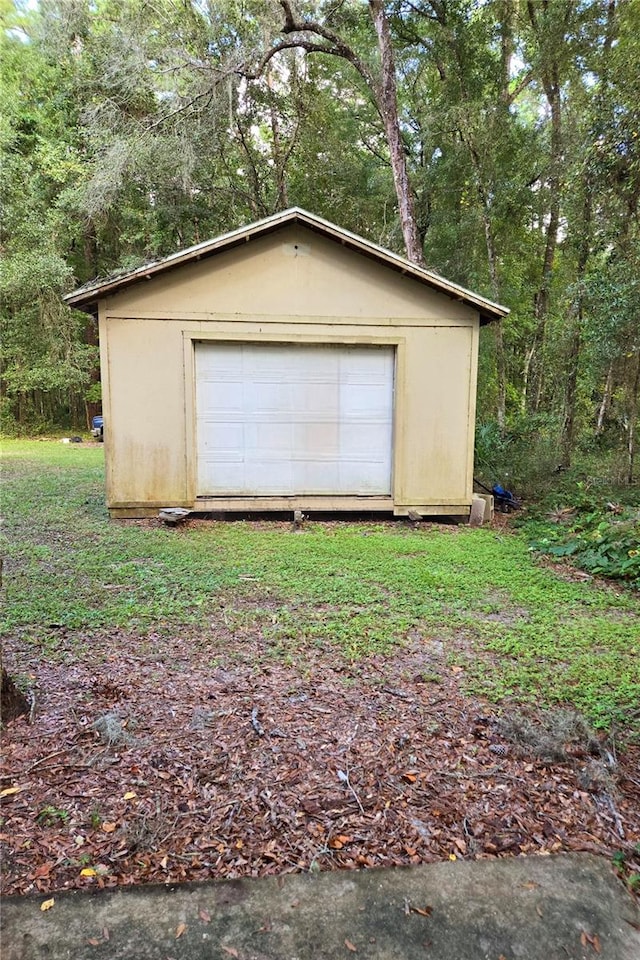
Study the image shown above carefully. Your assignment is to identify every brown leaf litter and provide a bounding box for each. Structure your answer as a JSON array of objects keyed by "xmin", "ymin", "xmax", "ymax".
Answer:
[{"xmin": 1, "ymin": 627, "xmax": 639, "ymax": 898}]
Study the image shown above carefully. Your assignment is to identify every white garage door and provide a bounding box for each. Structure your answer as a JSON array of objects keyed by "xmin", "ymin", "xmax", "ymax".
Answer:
[{"xmin": 195, "ymin": 342, "xmax": 394, "ymax": 496}]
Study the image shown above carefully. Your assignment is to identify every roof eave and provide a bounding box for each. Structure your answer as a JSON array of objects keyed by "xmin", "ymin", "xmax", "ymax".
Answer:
[{"xmin": 64, "ymin": 208, "xmax": 509, "ymax": 323}]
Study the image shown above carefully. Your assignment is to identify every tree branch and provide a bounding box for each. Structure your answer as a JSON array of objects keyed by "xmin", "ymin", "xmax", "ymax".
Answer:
[
  {"xmin": 507, "ymin": 69, "xmax": 534, "ymax": 105},
  {"xmin": 144, "ymin": 90, "xmax": 214, "ymax": 133},
  {"xmin": 277, "ymin": 0, "xmax": 377, "ymax": 91},
  {"xmin": 240, "ymin": 39, "xmax": 338, "ymax": 81}
]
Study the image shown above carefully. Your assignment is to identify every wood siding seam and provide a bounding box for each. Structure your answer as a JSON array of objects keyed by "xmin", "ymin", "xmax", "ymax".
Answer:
[{"xmin": 105, "ymin": 313, "xmax": 475, "ymax": 329}]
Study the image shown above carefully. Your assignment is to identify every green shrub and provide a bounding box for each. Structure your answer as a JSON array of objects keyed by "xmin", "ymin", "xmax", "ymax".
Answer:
[
  {"xmin": 475, "ymin": 414, "xmax": 562, "ymax": 495},
  {"xmin": 531, "ymin": 510, "xmax": 640, "ymax": 586}
]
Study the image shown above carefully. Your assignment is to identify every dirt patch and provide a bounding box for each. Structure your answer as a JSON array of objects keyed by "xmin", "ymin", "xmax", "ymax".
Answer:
[
  {"xmin": 538, "ymin": 556, "xmax": 637, "ymax": 595},
  {"xmin": 1, "ymin": 627, "xmax": 639, "ymax": 899},
  {"xmin": 478, "ymin": 608, "xmax": 530, "ymax": 625}
]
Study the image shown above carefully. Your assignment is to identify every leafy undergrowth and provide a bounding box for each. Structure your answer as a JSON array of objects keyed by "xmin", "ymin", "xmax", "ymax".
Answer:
[
  {"xmin": 529, "ymin": 507, "xmax": 640, "ymax": 586},
  {"xmin": 1, "ymin": 441, "xmax": 639, "ymax": 895}
]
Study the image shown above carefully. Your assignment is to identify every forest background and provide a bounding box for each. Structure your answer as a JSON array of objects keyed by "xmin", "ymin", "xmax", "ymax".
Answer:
[{"xmin": 1, "ymin": 0, "xmax": 639, "ymax": 493}]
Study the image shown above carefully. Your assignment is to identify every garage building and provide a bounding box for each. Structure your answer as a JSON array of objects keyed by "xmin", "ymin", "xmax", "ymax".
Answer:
[{"xmin": 65, "ymin": 208, "xmax": 508, "ymax": 519}]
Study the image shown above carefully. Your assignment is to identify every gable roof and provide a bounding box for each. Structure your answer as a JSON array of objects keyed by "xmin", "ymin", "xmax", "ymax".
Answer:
[{"xmin": 64, "ymin": 207, "xmax": 509, "ymax": 324}]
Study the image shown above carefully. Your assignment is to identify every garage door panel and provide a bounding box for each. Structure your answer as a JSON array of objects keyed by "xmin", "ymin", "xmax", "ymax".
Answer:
[
  {"xmin": 296, "ymin": 460, "xmax": 340, "ymax": 491},
  {"xmin": 200, "ymin": 422, "xmax": 245, "ymax": 453},
  {"xmin": 339, "ymin": 421, "xmax": 388, "ymax": 454},
  {"xmin": 251, "ymin": 381, "xmax": 289, "ymax": 411},
  {"xmin": 201, "ymin": 382, "xmax": 244, "ymax": 413},
  {"xmin": 256, "ymin": 422, "xmax": 293, "ymax": 452},
  {"xmin": 300, "ymin": 384, "xmax": 338, "ymax": 413},
  {"xmin": 207, "ymin": 460, "xmax": 246, "ymax": 490},
  {"xmin": 255, "ymin": 461, "xmax": 293, "ymax": 494},
  {"xmin": 292, "ymin": 421, "xmax": 338, "ymax": 457},
  {"xmin": 341, "ymin": 385, "xmax": 390, "ymax": 418},
  {"xmin": 339, "ymin": 462, "xmax": 386, "ymax": 493},
  {"xmin": 196, "ymin": 342, "xmax": 394, "ymax": 496}
]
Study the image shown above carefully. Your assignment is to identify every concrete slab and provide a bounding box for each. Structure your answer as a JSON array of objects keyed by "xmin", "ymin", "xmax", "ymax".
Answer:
[{"xmin": 2, "ymin": 854, "xmax": 639, "ymax": 960}]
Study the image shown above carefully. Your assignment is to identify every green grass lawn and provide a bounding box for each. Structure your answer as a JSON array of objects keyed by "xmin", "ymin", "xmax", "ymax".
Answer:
[{"xmin": 2, "ymin": 440, "xmax": 639, "ymax": 733}]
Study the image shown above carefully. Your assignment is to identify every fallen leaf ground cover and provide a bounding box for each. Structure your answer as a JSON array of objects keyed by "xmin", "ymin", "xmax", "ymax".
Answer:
[{"xmin": 1, "ymin": 440, "xmax": 639, "ymax": 897}]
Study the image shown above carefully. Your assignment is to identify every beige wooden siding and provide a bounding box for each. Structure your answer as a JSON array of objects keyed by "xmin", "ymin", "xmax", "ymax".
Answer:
[
  {"xmin": 98, "ymin": 223, "xmax": 480, "ymax": 514},
  {"xmin": 104, "ymin": 227, "xmax": 472, "ymax": 324},
  {"xmin": 102, "ymin": 318, "xmax": 190, "ymax": 506}
]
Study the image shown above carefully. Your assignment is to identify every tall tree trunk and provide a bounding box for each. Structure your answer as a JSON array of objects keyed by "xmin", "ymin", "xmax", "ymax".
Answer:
[
  {"xmin": 273, "ymin": 1, "xmax": 425, "ymax": 265},
  {"xmin": 596, "ymin": 362, "xmax": 614, "ymax": 435},
  {"xmin": 235, "ymin": 114, "xmax": 267, "ymax": 217},
  {"xmin": 561, "ymin": 313, "xmax": 582, "ymax": 467},
  {"xmin": 494, "ymin": 322, "xmax": 507, "ymax": 430},
  {"xmin": 561, "ymin": 185, "xmax": 592, "ymax": 466},
  {"xmin": 83, "ymin": 220, "xmax": 98, "ymax": 281},
  {"xmin": 369, "ymin": 0, "xmax": 425, "ymax": 266},
  {"xmin": 439, "ymin": 4, "xmax": 517, "ymax": 429},
  {"xmin": 270, "ymin": 103, "xmax": 290, "ymax": 209},
  {"xmin": 499, "ymin": 0, "xmax": 515, "ymax": 105},
  {"xmin": 476, "ymin": 200, "xmax": 506, "ymax": 428},
  {"xmin": 528, "ymin": 100, "xmax": 561, "ymax": 413},
  {"xmin": 492, "ymin": 0, "xmax": 523, "ymax": 430},
  {"xmin": 82, "ymin": 220, "xmax": 101, "ymax": 429},
  {"xmin": 476, "ymin": 182, "xmax": 505, "ymax": 428},
  {"xmin": 626, "ymin": 350, "xmax": 640, "ymax": 484},
  {"xmin": 523, "ymin": 1, "xmax": 568, "ymax": 413}
]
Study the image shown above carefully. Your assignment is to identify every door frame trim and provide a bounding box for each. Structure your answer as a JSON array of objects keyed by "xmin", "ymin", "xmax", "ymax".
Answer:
[{"xmin": 184, "ymin": 329, "xmax": 406, "ymax": 504}]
